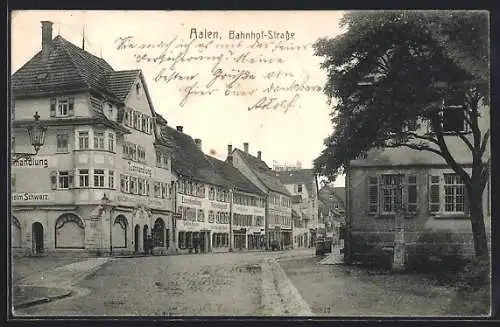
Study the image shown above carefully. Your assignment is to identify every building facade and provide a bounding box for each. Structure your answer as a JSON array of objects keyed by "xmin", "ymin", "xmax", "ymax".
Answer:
[
  {"xmin": 230, "ymin": 144, "xmax": 293, "ymax": 250},
  {"xmin": 153, "ymin": 121, "xmax": 267, "ymax": 253},
  {"xmin": 345, "ymin": 103, "xmax": 491, "ymax": 263},
  {"xmin": 11, "ymin": 21, "xmax": 175, "ymax": 256},
  {"xmin": 274, "ymin": 168, "xmax": 320, "ymax": 248}
]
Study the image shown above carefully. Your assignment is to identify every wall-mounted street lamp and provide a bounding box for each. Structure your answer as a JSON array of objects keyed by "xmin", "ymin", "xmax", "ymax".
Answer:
[{"xmin": 11, "ymin": 112, "xmax": 47, "ymax": 164}]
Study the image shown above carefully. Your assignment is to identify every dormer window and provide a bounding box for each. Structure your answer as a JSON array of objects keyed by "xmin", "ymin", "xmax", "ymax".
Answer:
[
  {"xmin": 107, "ymin": 103, "xmax": 114, "ymax": 120},
  {"xmin": 50, "ymin": 97, "xmax": 75, "ymax": 118}
]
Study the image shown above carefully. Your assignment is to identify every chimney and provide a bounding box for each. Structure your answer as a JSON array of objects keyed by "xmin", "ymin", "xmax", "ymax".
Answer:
[
  {"xmin": 194, "ymin": 138, "xmax": 202, "ymax": 150},
  {"xmin": 243, "ymin": 142, "xmax": 249, "ymax": 153},
  {"xmin": 41, "ymin": 21, "xmax": 53, "ymax": 60},
  {"xmin": 227, "ymin": 144, "xmax": 233, "ymax": 165},
  {"xmin": 257, "ymin": 151, "xmax": 262, "ymax": 160},
  {"xmin": 176, "ymin": 126, "xmax": 183, "ymax": 132}
]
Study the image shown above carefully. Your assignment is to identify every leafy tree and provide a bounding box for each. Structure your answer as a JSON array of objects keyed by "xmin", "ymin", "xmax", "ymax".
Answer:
[{"xmin": 313, "ymin": 10, "xmax": 490, "ymax": 259}]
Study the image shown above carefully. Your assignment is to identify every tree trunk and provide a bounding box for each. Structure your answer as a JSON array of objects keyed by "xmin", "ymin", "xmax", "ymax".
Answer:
[{"xmin": 468, "ymin": 186, "xmax": 489, "ymax": 259}]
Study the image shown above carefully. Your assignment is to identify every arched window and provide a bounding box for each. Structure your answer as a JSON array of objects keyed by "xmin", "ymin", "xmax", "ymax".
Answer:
[
  {"xmin": 113, "ymin": 215, "xmax": 128, "ymax": 248},
  {"xmin": 153, "ymin": 218, "xmax": 165, "ymax": 247},
  {"xmin": 55, "ymin": 213, "xmax": 85, "ymax": 248}
]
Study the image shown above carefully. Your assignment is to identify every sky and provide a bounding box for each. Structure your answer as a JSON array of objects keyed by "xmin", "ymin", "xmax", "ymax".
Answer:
[{"xmin": 11, "ymin": 10, "xmax": 346, "ymax": 187}]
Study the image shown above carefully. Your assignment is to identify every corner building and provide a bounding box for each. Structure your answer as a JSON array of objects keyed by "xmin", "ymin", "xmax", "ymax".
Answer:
[{"xmin": 10, "ymin": 21, "xmax": 175, "ymax": 256}]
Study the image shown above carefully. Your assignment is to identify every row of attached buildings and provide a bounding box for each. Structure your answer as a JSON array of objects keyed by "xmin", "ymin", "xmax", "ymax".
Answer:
[{"xmin": 10, "ymin": 21, "xmax": 320, "ymax": 256}]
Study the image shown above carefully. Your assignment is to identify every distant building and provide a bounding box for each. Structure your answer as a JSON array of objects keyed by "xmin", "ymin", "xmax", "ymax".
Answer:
[
  {"xmin": 318, "ymin": 185, "xmax": 346, "ymax": 239},
  {"xmin": 229, "ymin": 144, "xmax": 293, "ymax": 250},
  {"xmin": 274, "ymin": 169, "xmax": 320, "ymax": 248}
]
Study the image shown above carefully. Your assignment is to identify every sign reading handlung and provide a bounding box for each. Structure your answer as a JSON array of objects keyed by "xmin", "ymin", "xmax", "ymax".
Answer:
[
  {"xmin": 11, "ymin": 156, "xmax": 51, "ymax": 168},
  {"xmin": 12, "ymin": 192, "xmax": 55, "ymax": 202}
]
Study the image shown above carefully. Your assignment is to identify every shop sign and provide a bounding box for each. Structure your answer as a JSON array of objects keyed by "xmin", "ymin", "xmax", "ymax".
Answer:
[
  {"xmin": 12, "ymin": 192, "xmax": 55, "ymax": 202},
  {"xmin": 127, "ymin": 161, "xmax": 153, "ymax": 177},
  {"xmin": 11, "ymin": 156, "xmax": 52, "ymax": 169},
  {"xmin": 181, "ymin": 195, "xmax": 202, "ymax": 207},
  {"xmin": 210, "ymin": 201, "xmax": 228, "ymax": 210}
]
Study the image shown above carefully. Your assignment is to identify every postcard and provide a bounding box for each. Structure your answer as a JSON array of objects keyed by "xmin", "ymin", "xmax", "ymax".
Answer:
[{"xmin": 10, "ymin": 10, "xmax": 491, "ymax": 318}]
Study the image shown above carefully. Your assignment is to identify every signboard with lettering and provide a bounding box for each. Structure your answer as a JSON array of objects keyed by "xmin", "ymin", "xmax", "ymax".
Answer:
[
  {"xmin": 181, "ymin": 195, "xmax": 202, "ymax": 207},
  {"xmin": 11, "ymin": 156, "xmax": 52, "ymax": 169},
  {"xmin": 127, "ymin": 161, "xmax": 153, "ymax": 177},
  {"xmin": 210, "ymin": 201, "xmax": 229, "ymax": 210},
  {"xmin": 116, "ymin": 194, "xmax": 169, "ymax": 210},
  {"xmin": 12, "ymin": 192, "xmax": 55, "ymax": 202}
]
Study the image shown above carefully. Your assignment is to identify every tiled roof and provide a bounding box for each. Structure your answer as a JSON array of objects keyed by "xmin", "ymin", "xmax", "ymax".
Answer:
[
  {"xmin": 106, "ymin": 70, "xmax": 141, "ymax": 102},
  {"xmin": 318, "ymin": 185, "xmax": 346, "ymax": 211},
  {"xmin": 12, "ymin": 36, "xmax": 116, "ymax": 99},
  {"xmin": 157, "ymin": 124, "xmax": 226, "ymax": 187},
  {"xmin": 11, "ymin": 35, "xmax": 146, "ymax": 133},
  {"xmin": 205, "ymin": 156, "xmax": 265, "ymax": 196},
  {"xmin": 274, "ymin": 168, "xmax": 316, "ymax": 195},
  {"xmin": 234, "ymin": 149, "xmax": 291, "ymax": 196}
]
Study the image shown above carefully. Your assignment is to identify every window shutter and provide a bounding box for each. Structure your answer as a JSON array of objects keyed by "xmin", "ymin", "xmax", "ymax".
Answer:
[
  {"xmin": 50, "ymin": 171, "xmax": 57, "ymax": 190},
  {"xmin": 428, "ymin": 175, "xmax": 440, "ymax": 213},
  {"xmin": 68, "ymin": 171, "xmax": 74, "ymax": 188},
  {"xmin": 368, "ymin": 176, "xmax": 379, "ymax": 214},
  {"xmin": 11, "ymin": 173, "xmax": 16, "ymax": 192},
  {"xmin": 407, "ymin": 175, "xmax": 418, "ymax": 213},
  {"xmin": 50, "ymin": 98, "xmax": 56, "ymax": 117},
  {"xmin": 68, "ymin": 97, "xmax": 75, "ymax": 116}
]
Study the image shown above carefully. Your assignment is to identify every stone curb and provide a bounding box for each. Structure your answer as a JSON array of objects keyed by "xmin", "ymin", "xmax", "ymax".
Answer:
[{"xmin": 14, "ymin": 289, "xmax": 73, "ymax": 310}]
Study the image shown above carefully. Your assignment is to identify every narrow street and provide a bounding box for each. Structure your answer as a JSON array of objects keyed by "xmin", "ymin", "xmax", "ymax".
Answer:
[{"xmin": 13, "ymin": 250, "xmax": 461, "ymax": 317}]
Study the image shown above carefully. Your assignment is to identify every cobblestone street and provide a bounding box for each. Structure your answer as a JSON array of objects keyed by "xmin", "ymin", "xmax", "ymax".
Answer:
[
  {"xmin": 13, "ymin": 250, "xmax": 314, "ymax": 316},
  {"xmin": 13, "ymin": 250, "xmax": 476, "ymax": 317},
  {"xmin": 279, "ymin": 257, "xmax": 460, "ymax": 316}
]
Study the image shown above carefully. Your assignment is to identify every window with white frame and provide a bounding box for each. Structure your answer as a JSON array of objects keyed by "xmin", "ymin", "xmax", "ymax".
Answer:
[
  {"xmin": 94, "ymin": 169, "xmax": 105, "ymax": 188},
  {"xmin": 108, "ymin": 133, "xmax": 114, "ymax": 152},
  {"xmin": 78, "ymin": 131, "xmax": 89, "ymax": 149},
  {"xmin": 120, "ymin": 175, "xmax": 130, "ymax": 193},
  {"xmin": 79, "ymin": 169, "xmax": 89, "ymax": 187},
  {"xmin": 381, "ymin": 174, "xmax": 403, "ymax": 213},
  {"xmin": 56, "ymin": 133, "xmax": 69, "ymax": 152},
  {"xmin": 130, "ymin": 177, "xmax": 137, "ymax": 194},
  {"xmin": 444, "ymin": 174, "xmax": 466, "ymax": 213},
  {"xmin": 109, "ymin": 170, "xmax": 115, "ymax": 189},
  {"xmin": 58, "ymin": 171, "xmax": 70, "ymax": 189},
  {"xmin": 161, "ymin": 183, "xmax": 167, "ymax": 198},
  {"xmin": 94, "ymin": 132, "xmax": 105, "ymax": 150}
]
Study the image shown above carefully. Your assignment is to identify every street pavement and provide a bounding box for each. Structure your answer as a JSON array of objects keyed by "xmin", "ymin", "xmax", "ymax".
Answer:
[
  {"xmin": 280, "ymin": 257, "xmax": 459, "ymax": 316},
  {"xmin": 13, "ymin": 250, "xmax": 314, "ymax": 316},
  {"xmin": 12, "ymin": 249, "xmax": 463, "ymax": 317}
]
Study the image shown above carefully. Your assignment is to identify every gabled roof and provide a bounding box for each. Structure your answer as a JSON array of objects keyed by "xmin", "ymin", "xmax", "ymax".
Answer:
[
  {"xmin": 274, "ymin": 168, "xmax": 316, "ymax": 195},
  {"xmin": 205, "ymin": 156, "xmax": 265, "ymax": 196},
  {"xmin": 12, "ymin": 35, "xmax": 116, "ymax": 99},
  {"xmin": 157, "ymin": 124, "xmax": 223, "ymax": 185},
  {"xmin": 318, "ymin": 185, "xmax": 346, "ymax": 211},
  {"xmin": 233, "ymin": 149, "xmax": 291, "ymax": 196},
  {"xmin": 106, "ymin": 69, "xmax": 141, "ymax": 102}
]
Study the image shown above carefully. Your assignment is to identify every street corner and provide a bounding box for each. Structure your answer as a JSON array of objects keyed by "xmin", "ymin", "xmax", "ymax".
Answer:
[{"xmin": 12, "ymin": 285, "xmax": 73, "ymax": 311}]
